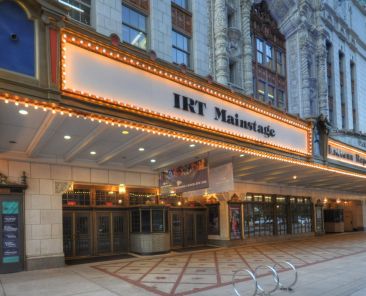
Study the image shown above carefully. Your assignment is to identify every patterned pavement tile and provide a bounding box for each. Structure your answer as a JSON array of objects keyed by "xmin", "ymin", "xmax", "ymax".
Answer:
[{"xmin": 93, "ymin": 233, "xmax": 366, "ymax": 296}]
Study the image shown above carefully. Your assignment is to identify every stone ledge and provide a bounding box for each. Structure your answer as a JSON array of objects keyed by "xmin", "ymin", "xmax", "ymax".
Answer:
[{"xmin": 26, "ymin": 255, "xmax": 64, "ymax": 271}]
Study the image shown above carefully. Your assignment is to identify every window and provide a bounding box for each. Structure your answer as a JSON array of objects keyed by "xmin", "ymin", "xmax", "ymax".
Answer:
[
  {"xmin": 277, "ymin": 89, "xmax": 285, "ymax": 109},
  {"xmin": 276, "ymin": 50, "xmax": 284, "ymax": 75},
  {"xmin": 268, "ymin": 85, "xmax": 275, "ymax": 104},
  {"xmin": 172, "ymin": 0, "xmax": 188, "ymax": 9},
  {"xmin": 256, "ymin": 38, "xmax": 264, "ymax": 64},
  {"xmin": 130, "ymin": 207, "xmax": 168, "ymax": 233},
  {"xmin": 64, "ymin": 0, "xmax": 91, "ymax": 25},
  {"xmin": 257, "ymin": 80, "xmax": 265, "ymax": 101},
  {"xmin": 265, "ymin": 44, "xmax": 273, "ymax": 69},
  {"xmin": 122, "ymin": 5, "xmax": 147, "ymax": 50},
  {"xmin": 339, "ymin": 52, "xmax": 346, "ymax": 129},
  {"xmin": 172, "ymin": 30, "xmax": 190, "ymax": 66}
]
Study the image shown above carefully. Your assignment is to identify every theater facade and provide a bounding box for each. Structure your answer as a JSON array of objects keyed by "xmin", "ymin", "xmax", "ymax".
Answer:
[{"xmin": 0, "ymin": 0, "xmax": 365, "ymax": 272}]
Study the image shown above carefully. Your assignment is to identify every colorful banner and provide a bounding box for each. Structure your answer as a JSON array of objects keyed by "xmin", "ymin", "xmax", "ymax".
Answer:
[
  {"xmin": 2, "ymin": 201, "xmax": 20, "ymax": 264},
  {"xmin": 159, "ymin": 159, "xmax": 209, "ymax": 193}
]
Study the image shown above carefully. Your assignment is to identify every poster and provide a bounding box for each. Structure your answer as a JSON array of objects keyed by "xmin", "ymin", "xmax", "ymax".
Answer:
[
  {"xmin": 229, "ymin": 205, "xmax": 241, "ymax": 240},
  {"xmin": 2, "ymin": 201, "xmax": 20, "ymax": 263},
  {"xmin": 159, "ymin": 158, "xmax": 209, "ymax": 193}
]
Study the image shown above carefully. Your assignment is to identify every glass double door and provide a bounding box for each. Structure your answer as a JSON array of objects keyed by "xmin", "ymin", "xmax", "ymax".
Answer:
[
  {"xmin": 170, "ymin": 209, "xmax": 207, "ymax": 249},
  {"xmin": 63, "ymin": 210, "xmax": 128, "ymax": 259}
]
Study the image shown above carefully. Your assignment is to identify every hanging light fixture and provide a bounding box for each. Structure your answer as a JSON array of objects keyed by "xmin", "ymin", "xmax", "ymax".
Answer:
[{"xmin": 118, "ymin": 183, "xmax": 126, "ymax": 194}]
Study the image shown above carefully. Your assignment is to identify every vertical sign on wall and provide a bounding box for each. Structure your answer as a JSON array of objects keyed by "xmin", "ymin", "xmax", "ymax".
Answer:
[{"xmin": 2, "ymin": 201, "xmax": 20, "ymax": 264}]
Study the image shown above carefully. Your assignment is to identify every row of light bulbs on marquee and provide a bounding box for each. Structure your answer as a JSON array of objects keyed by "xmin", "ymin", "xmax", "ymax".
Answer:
[
  {"xmin": 60, "ymin": 30, "xmax": 313, "ymax": 157},
  {"xmin": 1, "ymin": 94, "xmax": 366, "ymax": 180}
]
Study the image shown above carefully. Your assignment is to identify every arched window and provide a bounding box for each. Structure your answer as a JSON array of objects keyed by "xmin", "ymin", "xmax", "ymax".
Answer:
[
  {"xmin": 0, "ymin": 1, "xmax": 35, "ymax": 76},
  {"xmin": 251, "ymin": 1, "xmax": 286, "ymax": 110}
]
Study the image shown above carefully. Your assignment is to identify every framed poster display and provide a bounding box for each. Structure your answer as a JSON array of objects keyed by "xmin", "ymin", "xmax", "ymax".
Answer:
[{"xmin": 229, "ymin": 204, "xmax": 242, "ymax": 240}]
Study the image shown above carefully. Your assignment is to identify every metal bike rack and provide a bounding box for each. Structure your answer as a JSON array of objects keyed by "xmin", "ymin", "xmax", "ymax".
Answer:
[
  {"xmin": 254, "ymin": 265, "xmax": 279, "ymax": 295},
  {"xmin": 232, "ymin": 261, "xmax": 298, "ymax": 296},
  {"xmin": 232, "ymin": 268, "xmax": 258, "ymax": 296},
  {"xmin": 273, "ymin": 261, "xmax": 298, "ymax": 292}
]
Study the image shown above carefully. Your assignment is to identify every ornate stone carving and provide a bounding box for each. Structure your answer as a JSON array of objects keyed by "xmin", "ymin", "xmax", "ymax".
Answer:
[
  {"xmin": 227, "ymin": 27, "xmax": 242, "ymax": 59},
  {"xmin": 54, "ymin": 181, "xmax": 73, "ymax": 194},
  {"xmin": 213, "ymin": 0, "xmax": 229, "ymax": 85},
  {"xmin": 241, "ymin": 0, "xmax": 253, "ymax": 95}
]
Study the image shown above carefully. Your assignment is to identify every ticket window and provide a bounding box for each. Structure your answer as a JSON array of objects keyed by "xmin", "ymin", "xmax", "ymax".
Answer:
[{"xmin": 0, "ymin": 189, "xmax": 25, "ymax": 273}]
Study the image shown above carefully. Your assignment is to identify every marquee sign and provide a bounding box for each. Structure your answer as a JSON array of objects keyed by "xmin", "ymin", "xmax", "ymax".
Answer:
[
  {"xmin": 328, "ymin": 139, "xmax": 366, "ymax": 169},
  {"xmin": 61, "ymin": 31, "xmax": 311, "ymax": 156}
]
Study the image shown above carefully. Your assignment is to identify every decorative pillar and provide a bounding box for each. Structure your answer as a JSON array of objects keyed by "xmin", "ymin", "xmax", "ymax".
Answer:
[
  {"xmin": 317, "ymin": 35, "xmax": 329, "ymax": 118},
  {"xmin": 241, "ymin": 0, "xmax": 253, "ymax": 95},
  {"xmin": 299, "ymin": 29, "xmax": 312, "ymax": 118},
  {"xmin": 214, "ymin": 0, "xmax": 229, "ymax": 85}
]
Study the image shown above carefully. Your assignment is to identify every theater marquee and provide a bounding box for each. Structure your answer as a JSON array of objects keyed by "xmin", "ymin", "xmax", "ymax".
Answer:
[
  {"xmin": 61, "ymin": 31, "xmax": 312, "ymax": 156},
  {"xmin": 328, "ymin": 139, "xmax": 366, "ymax": 169}
]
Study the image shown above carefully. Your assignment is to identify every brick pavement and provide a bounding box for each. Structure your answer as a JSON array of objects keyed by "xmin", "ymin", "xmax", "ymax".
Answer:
[{"xmin": 92, "ymin": 233, "xmax": 366, "ymax": 296}]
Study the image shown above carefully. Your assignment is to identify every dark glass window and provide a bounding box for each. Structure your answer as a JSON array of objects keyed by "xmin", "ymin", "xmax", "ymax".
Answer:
[
  {"xmin": 172, "ymin": 0, "xmax": 188, "ymax": 9},
  {"xmin": 141, "ymin": 209, "xmax": 151, "ymax": 232},
  {"xmin": 63, "ymin": 0, "xmax": 91, "ymax": 25},
  {"xmin": 277, "ymin": 89, "xmax": 285, "ymax": 109},
  {"xmin": 152, "ymin": 209, "xmax": 164, "ymax": 232},
  {"xmin": 207, "ymin": 204, "xmax": 220, "ymax": 235},
  {"xmin": 265, "ymin": 44, "xmax": 273, "ymax": 69},
  {"xmin": 131, "ymin": 209, "xmax": 141, "ymax": 232},
  {"xmin": 62, "ymin": 189, "xmax": 90, "ymax": 206},
  {"xmin": 268, "ymin": 85, "xmax": 275, "ymax": 104},
  {"xmin": 172, "ymin": 30, "xmax": 190, "ymax": 66},
  {"xmin": 256, "ymin": 38, "xmax": 264, "ymax": 64},
  {"xmin": 276, "ymin": 50, "xmax": 284, "ymax": 75},
  {"xmin": 257, "ymin": 80, "xmax": 265, "ymax": 101},
  {"xmin": 130, "ymin": 208, "xmax": 167, "ymax": 233},
  {"xmin": 122, "ymin": 5, "xmax": 147, "ymax": 50}
]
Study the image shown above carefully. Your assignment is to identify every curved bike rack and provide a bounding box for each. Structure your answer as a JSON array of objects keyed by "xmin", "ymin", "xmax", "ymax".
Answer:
[
  {"xmin": 254, "ymin": 265, "xmax": 279, "ymax": 295},
  {"xmin": 273, "ymin": 261, "xmax": 298, "ymax": 291},
  {"xmin": 232, "ymin": 261, "xmax": 298, "ymax": 296},
  {"xmin": 232, "ymin": 268, "xmax": 258, "ymax": 296}
]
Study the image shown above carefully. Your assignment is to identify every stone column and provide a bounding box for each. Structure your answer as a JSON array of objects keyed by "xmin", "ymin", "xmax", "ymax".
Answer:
[
  {"xmin": 214, "ymin": 0, "xmax": 229, "ymax": 85},
  {"xmin": 299, "ymin": 30, "xmax": 312, "ymax": 118},
  {"xmin": 241, "ymin": 0, "xmax": 253, "ymax": 95},
  {"xmin": 316, "ymin": 36, "xmax": 329, "ymax": 118}
]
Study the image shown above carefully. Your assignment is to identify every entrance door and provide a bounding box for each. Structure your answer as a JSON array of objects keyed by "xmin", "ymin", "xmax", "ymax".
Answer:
[
  {"xmin": 74, "ymin": 211, "xmax": 92, "ymax": 257},
  {"xmin": 63, "ymin": 210, "xmax": 129, "ymax": 259},
  {"xmin": 112, "ymin": 212, "xmax": 129, "ymax": 253},
  {"xmin": 171, "ymin": 211, "xmax": 184, "ymax": 248},
  {"xmin": 170, "ymin": 209, "xmax": 207, "ymax": 249},
  {"xmin": 95, "ymin": 212, "xmax": 111, "ymax": 255}
]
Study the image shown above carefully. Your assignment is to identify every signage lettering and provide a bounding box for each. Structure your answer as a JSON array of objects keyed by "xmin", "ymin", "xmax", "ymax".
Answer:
[
  {"xmin": 174, "ymin": 93, "xmax": 276, "ymax": 138},
  {"xmin": 328, "ymin": 143, "xmax": 366, "ymax": 167},
  {"xmin": 174, "ymin": 93, "xmax": 206, "ymax": 116}
]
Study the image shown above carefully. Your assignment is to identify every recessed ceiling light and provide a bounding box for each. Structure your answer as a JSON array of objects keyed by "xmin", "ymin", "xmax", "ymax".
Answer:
[
  {"xmin": 121, "ymin": 130, "xmax": 129, "ymax": 135},
  {"xmin": 189, "ymin": 144, "xmax": 196, "ymax": 148},
  {"xmin": 19, "ymin": 109, "xmax": 28, "ymax": 115},
  {"xmin": 138, "ymin": 147, "xmax": 145, "ymax": 151},
  {"xmin": 90, "ymin": 151, "xmax": 96, "ymax": 155},
  {"xmin": 150, "ymin": 159, "xmax": 156, "ymax": 163},
  {"xmin": 240, "ymin": 154, "xmax": 245, "ymax": 157},
  {"xmin": 293, "ymin": 175, "xmax": 297, "ymax": 180},
  {"xmin": 64, "ymin": 135, "xmax": 71, "ymax": 140}
]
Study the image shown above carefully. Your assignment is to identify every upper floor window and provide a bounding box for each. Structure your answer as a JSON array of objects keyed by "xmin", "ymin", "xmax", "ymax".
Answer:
[
  {"xmin": 256, "ymin": 38, "xmax": 264, "ymax": 64},
  {"xmin": 172, "ymin": 0, "xmax": 188, "ymax": 9},
  {"xmin": 265, "ymin": 44, "xmax": 273, "ymax": 69},
  {"xmin": 276, "ymin": 50, "xmax": 284, "ymax": 76},
  {"xmin": 172, "ymin": 30, "xmax": 190, "ymax": 66},
  {"xmin": 122, "ymin": 5, "xmax": 147, "ymax": 50},
  {"xmin": 62, "ymin": 0, "xmax": 91, "ymax": 25}
]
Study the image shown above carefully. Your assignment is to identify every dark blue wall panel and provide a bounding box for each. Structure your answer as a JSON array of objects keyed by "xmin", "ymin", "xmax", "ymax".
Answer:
[{"xmin": 0, "ymin": 1, "xmax": 35, "ymax": 76}]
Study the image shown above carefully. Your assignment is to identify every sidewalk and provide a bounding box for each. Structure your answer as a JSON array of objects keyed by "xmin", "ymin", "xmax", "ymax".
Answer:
[{"xmin": 0, "ymin": 232, "xmax": 365, "ymax": 296}]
